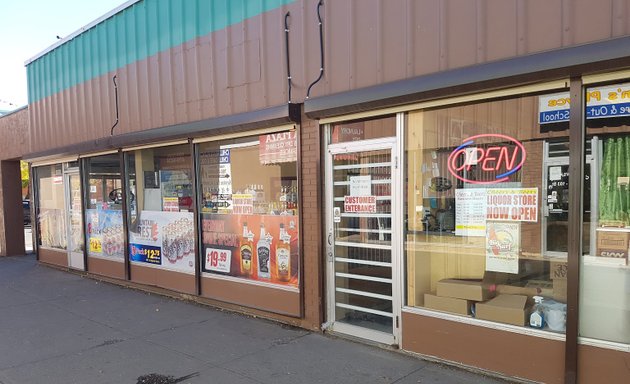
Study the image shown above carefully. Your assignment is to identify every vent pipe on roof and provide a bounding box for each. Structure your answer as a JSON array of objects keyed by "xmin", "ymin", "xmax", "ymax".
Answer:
[
  {"xmin": 285, "ymin": 11, "xmax": 293, "ymax": 104},
  {"xmin": 110, "ymin": 75, "xmax": 119, "ymax": 136},
  {"xmin": 306, "ymin": 0, "xmax": 324, "ymax": 99}
]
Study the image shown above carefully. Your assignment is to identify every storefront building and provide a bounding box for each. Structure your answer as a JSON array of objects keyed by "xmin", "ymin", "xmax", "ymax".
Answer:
[{"xmin": 0, "ymin": 1, "xmax": 628, "ymax": 383}]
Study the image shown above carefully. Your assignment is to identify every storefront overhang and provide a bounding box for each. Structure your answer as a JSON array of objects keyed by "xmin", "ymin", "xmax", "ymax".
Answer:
[
  {"xmin": 304, "ymin": 35, "xmax": 630, "ymax": 120},
  {"xmin": 25, "ymin": 103, "xmax": 301, "ymax": 163}
]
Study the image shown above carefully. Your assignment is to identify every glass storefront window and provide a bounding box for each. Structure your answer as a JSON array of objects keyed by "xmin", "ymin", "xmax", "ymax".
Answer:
[
  {"xmin": 580, "ymin": 81, "xmax": 630, "ymax": 344},
  {"xmin": 36, "ymin": 164, "xmax": 67, "ymax": 250},
  {"xmin": 125, "ymin": 145, "xmax": 195, "ymax": 273},
  {"xmin": 84, "ymin": 154, "xmax": 124, "ymax": 261},
  {"xmin": 404, "ymin": 91, "xmax": 570, "ymax": 333},
  {"xmin": 197, "ymin": 130, "xmax": 299, "ymax": 288}
]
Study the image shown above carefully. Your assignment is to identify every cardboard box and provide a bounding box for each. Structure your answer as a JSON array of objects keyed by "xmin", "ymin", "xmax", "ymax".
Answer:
[
  {"xmin": 596, "ymin": 230, "xmax": 630, "ymax": 260},
  {"xmin": 476, "ymin": 294, "xmax": 532, "ymax": 326},
  {"xmin": 549, "ymin": 261, "xmax": 567, "ymax": 280},
  {"xmin": 553, "ymin": 279, "xmax": 567, "ymax": 302},
  {"xmin": 497, "ymin": 280, "xmax": 554, "ymax": 298},
  {"xmin": 424, "ymin": 293, "xmax": 472, "ymax": 316},
  {"xmin": 496, "ymin": 284, "xmax": 533, "ymax": 296},
  {"xmin": 436, "ymin": 279, "xmax": 495, "ymax": 301}
]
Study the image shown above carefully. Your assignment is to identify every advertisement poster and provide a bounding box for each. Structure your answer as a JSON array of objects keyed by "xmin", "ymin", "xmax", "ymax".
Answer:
[
  {"xmin": 455, "ymin": 188, "xmax": 538, "ymax": 237},
  {"xmin": 259, "ymin": 131, "xmax": 297, "ymax": 165},
  {"xmin": 539, "ymin": 83, "xmax": 630, "ymax": 124},
  {"xmin": 201, "ymin": 213, "xmax": 299, "ymax": 288},
  {"xmin": 486, "ymin": 221, "xmax": 520, "ymax": 274},
  {"xmin": 218, "ymin": 148, "xmax": 233, "ymax": 212},
  {"xmin": 486, "ymin": 188, "xmax": 538, "ymax": 222},
  {"xmin": 86, "ymin": 208, "xmax": 124, "ymax": 260},
  {"xmin": 455, "ymin": 189, "xmax": 487, "ymax": 237},
  {"xmin": 129, "ymin": 210, "xmax": 195, "ymax": 273},
  {"xmin": 160, "ymin": 170, "xmax": 193, "ymax": 211},
  {"xmin": 162, "ymin": 197, "xmax": 179, "ymax": 212}
]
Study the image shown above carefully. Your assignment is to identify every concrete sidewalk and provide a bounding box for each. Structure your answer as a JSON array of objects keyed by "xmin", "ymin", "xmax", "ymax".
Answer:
[{"xmin": 0, "ymin": 255, "xmax": 515, "ymax": 384}]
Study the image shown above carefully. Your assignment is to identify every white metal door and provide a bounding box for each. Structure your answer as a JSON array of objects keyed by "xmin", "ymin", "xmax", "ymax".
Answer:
[
  {"xmin": 65, "ymin": 171, "xmax": 85, "ymax": 270},
  {"xmin": 325, "ymin": 136, "xmax": 401, "ymax": 345}
]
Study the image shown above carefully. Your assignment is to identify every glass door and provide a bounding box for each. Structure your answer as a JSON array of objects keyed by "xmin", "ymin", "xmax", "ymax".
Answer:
[
  {"xmin": 66, "ymin": 171, "xmax": 85, "ymax": 270},
  {"xmin": 325, "ymin": 137, "xmax": 401, "ymax": 345}
]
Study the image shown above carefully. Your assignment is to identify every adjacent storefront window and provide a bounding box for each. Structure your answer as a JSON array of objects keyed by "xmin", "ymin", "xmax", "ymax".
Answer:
[
  {"xmin": 580, "ymin": 81, "xmax": 630, "ymax": 344},
  {"xmin": 84, "ymin": 154, "xmax": 124, "ymax": 261},
  {"xmin": 405, "ymin": 91, "xmax": 569, "ymax": 333},
  {"xmin": 36, "ymin": 164, "xmax": 67, "ymax": 250},
  {"xmin": 125, "ymin": 145, "xmax": 195, "ymax": 273},
  {"xmin": 197, "ymin": 130, "xmax": 299, "ymax": 288}
]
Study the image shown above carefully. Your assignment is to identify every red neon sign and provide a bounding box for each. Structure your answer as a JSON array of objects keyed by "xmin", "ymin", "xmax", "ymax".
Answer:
[{"xmin": 447, "ymin": 134, "xmax": 526, "ymax": 185}]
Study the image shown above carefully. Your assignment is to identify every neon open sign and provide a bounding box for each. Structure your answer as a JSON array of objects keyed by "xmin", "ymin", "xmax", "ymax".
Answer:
[{"xmin": 447, "ymin": 134, "xmax": 526, "ymax": 185}]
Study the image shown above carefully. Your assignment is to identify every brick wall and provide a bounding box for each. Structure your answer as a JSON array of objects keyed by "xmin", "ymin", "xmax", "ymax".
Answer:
[{"xmin": 297, "ymin": 107, "xmax": 324, "ymax": 330}]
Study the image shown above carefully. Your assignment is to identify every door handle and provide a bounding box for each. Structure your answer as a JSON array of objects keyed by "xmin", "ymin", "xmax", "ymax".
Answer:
[{"xmin": 327, "ymin": 229, "xmax": 334, "ymax": 262}]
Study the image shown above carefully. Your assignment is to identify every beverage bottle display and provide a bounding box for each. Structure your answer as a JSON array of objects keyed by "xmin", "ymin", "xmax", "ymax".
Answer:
[
  {"xmin": 276, "ymin": 223, "xmax": 291, "ymax": 282},
  {"xmin": 257, "ymin": 223, "xmax": 271, "ymax": 279},
  {"xmin": 240, "ymin": 222, "xmax": 254, "ymax": 276}
]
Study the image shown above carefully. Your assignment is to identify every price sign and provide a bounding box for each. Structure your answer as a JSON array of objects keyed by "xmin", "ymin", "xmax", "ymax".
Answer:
[
  {"xmin": 89, "ymin": 238, "xmax": 102, "ymax": 253},
  {"xmin": 205, "ymin": 248, "xmax": 232, "ymax": 273},
  {"xmin": 145, "ymin": 248, "xmax": 161, "ymax": 263}
]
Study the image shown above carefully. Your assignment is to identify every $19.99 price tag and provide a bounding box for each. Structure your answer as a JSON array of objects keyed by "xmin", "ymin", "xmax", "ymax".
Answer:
[{"xmin": 205, "ymin": 248, "xmax": 232, "ymax": 273}]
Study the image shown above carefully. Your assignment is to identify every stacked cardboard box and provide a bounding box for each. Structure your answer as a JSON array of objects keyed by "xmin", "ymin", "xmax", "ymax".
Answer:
[
  {"xmin": 476, "ymin": 294, "xmax": 532, "ymax": 326},
  {"xmin": 550, "ymin": 260, "xmax": 567, "ymax": 302},
  {"xmin": 596, "ymin": 229, "xmax": 630, "ymax": 264},
  {"xmin": 424, "ymin": 279, "xmax": 495, "ymax": 316}
]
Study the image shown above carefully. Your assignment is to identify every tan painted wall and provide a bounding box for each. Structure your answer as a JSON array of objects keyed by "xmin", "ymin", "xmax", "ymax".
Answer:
[
  {"xmin": 26, "ymin": 0, "xmax": 630, "ymax": 155},
  {"xmin": 0, "ymin": 108, "xmax": 29, "ymax": 161}
]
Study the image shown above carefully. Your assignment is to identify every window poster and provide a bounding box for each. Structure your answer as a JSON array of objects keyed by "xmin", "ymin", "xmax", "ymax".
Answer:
[
  {"xmin": 455, "ymin": 188, "xmax": 487, "ymax": 237},
  {"xmin": 455, "ymin": 187, "xmax": 539, "ymax": 237},
  {"xmin": 486, "ymin": 188, "xmax": 538, "ymax": 222},
  {"xmin": 86, "ymin": 208, "xmax": 124, "ymax": 260},
  {"xmin": 259, "ymin": 131, "xmax": 297, "ymax": 164},
  {"xmin": 486, "ymin": 221, "xmax": 520, "ymax": 274},
  {"xmin": 128, "ymin": 211, "xmax": 195, "ymax": 273},
  {"xmin": 201, "ymin": 213, "xmax": 299, "ymax": 288},
  {"xmin": 350, "ymin": 175, "xmax": 371, "ymax": 196}
]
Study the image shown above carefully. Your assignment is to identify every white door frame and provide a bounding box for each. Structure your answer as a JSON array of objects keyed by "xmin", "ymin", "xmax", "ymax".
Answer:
[
  {"xmin": 64, "ymin": 168, "xmax": 85, "ymax": 271},
  {"xmin": 323, "ymin": 115, "xmax": 404, "ymax": 346}
]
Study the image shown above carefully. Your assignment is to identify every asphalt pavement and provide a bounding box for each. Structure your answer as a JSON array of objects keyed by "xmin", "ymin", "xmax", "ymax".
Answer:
[{"xmin": 0, "ymin": 254, "xmax": 516, "ymax": 384}]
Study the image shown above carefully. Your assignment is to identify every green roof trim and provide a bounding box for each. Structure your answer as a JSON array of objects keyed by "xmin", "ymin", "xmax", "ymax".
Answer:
[{"xmin": 27, "ymin": 0, "xmax": 296, "ymax": 104}]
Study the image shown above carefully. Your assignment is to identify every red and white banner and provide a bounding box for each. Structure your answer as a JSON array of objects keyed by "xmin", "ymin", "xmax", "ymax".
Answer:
[{"xmin": 259, "ymin": 131, "xmax": 297, "ymax": 165}]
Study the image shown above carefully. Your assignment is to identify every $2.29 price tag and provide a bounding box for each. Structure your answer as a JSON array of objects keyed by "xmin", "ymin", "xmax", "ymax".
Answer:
[{"xmin": 205, "ymin": 248, "xmax": 232, "ymax": 273}]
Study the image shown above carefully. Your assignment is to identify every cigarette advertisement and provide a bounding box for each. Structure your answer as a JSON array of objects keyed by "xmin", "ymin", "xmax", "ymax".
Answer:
[
  {"xmin": 86, "ymin": 208, "xmax": 124, "ymax": 260},
  {"xmin": 128, "ymin": 211, "xmax": 195, "ymax": 273},
  {"xmin": 201, "ymin": 213, "xmax": 299, "ymax": 288},
  {"xmin": 486, "ymin": 221, "xmax": 520, "ymax": 274}
]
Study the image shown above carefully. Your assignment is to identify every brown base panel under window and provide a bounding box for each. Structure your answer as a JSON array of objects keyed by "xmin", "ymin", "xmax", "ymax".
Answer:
[
  {"xmin": 87, "ymin": 257, "xmax": 125, "ymax": 280},
  {"xmin": 401, "ymin": 312, "xmax": 565, "ymax": 383},
  {"xmin": 39, "ymin": 248, "xmax": 68, "ymax": 268},
  {"xmin": 201, "ymin": 276, "xmax": 300, "ymax": 317},
  {"xmin": 130, "ymin": 264, "xmax": 196, "ymax": 295}
]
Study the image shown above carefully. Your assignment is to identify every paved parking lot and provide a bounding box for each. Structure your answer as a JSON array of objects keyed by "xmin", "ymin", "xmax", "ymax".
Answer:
[{"xmin": 0, "ymin": 255, "xmax": 516, "ymax": 384}]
